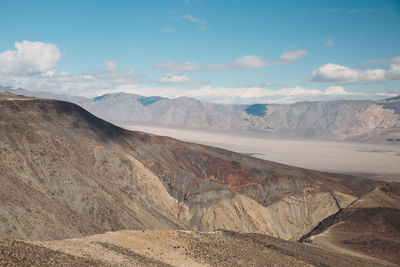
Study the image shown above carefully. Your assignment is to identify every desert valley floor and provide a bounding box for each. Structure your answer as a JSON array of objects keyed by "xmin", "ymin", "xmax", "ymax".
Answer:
[{"xmin": 123, "ymin": 124, "xmax": 400, "ymax": 183}]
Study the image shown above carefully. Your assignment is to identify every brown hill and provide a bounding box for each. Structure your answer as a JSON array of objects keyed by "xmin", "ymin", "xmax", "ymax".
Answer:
[
  {"xmin": 0, "ymin": 93, "xmax": 381, "ymax": 244},
  {"xmin": 301, "ymin": 183, "xmax": 400, "ymax": 265}
]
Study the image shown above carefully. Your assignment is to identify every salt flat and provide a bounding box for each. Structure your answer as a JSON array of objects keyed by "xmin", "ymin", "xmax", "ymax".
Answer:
[{"xmin": 123, "ymin": 124, "xmax": 400, "ymax": 182}]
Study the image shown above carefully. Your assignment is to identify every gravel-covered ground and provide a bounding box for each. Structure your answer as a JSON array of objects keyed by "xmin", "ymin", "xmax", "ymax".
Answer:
[
  {"xmin": 0, "ymin": 239, "xmax": 106, "ymax": 266},
  {"xmin": 1, "ymin": 230, "xmax": 385, "ymax": 267}
]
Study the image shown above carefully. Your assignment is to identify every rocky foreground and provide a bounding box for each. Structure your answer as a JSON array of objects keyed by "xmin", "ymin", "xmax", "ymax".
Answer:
[{"xmin": 1, "ymin": 230, "xmax": 393, "ymax": 267}]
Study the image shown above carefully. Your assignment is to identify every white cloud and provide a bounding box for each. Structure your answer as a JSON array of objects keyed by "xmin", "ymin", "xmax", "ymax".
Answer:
[
  {"xmin": 365, "ymin": 56, "xmax": 400, "ymax": 65},
  {"xmin": 325, "ymin": 85, "xmax": 348, "ymax": 95},
  {"xmin": 277, "ymin": 50, "xmax": 309, "ymax": 62},
  {"xmin": 160, "ymin": 73, "xmax": 207, "ymax": 85},
  {"xmin": 386, "ymin": 63, "xmax": 400, "ymax": 79},
  {"xmin": 182, "ymin": 14, "xmax": 206, "ymax": 30},
  {"xmin": 0, "ymin": 41, "xmax": 62, "ymax": 75},
  {"xmin": 325, "ymin": 38, "xmax": 334, "ymax": 47},
  {"xmin": 246, "ymin": 80, "xmax": 288, "ymax": 88},
  {"xmin": 308, "ymin": 61, "xmax": 400, "ymax": 83},
  {"xmin": 391, "ymin": 56, "xmax": 400, "ymax": 64},
  {"xmin": 153, "ymin": 49, "xmax": 309, "ymax": 72},
  {"xmin": 231, "ymin": 55, "xmax": 267, "ymax": 68},
  {"xmin": 312, "ymin": 63, "xmax": 385, "ymax": 82},
  {"xmin": 161, "ymin": 73, "xmax": 191, "ymax": 84},
  {"xmin": 1, "ymin": 40, "xmax": 395, "ymax": 104},
  {"xmin": 153, "ymin": 61, "xmax": 201, "ymax": 72},
  {"xmin": 0, "ymin": 60, "xmax": 143, "ymax": 95},
  {"xmin": 182, "ymin": 14, "xmax": 200, "ymax": 24}
]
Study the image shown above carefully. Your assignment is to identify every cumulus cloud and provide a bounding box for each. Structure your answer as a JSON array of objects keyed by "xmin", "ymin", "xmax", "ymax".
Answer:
[
  {"xmin": 309, "ymin": 63, "xmax": 386, "ymax": 83},
  {"xmin": 160, "ymin": 73, "xmax": 207, "ymax": 85},
  {"xmin": 0, "ymin": 40, "xmax": 62, "ymax": 75},
  {"xmin": 308, "ymin": 59, "xmax": 400, "ymax": 83},
  {"xmin": 153, "ymin": 50, "xmax": 309, "ymax": 72}
]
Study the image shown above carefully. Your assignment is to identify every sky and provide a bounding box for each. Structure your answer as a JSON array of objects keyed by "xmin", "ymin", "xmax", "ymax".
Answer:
[{"xmin": 0, "ymin": 0, "xmax": 400, "ymax": 104}]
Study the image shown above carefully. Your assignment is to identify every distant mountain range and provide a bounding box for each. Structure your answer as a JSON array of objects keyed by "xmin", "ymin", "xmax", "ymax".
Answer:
[{"xmin": 1, "ymin": 87, "xmax": 399, "ymax": 143}]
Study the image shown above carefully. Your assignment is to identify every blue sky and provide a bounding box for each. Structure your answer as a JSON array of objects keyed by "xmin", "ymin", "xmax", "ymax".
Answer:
[{"xmin": 0, "ymin": 0, "xmax": 400, "ymax": 103}]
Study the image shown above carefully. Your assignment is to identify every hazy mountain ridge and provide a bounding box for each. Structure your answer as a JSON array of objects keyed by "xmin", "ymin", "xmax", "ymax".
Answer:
[{"xmin": 2, "ymin": 87, "xmax": 399, "ymax": 143}]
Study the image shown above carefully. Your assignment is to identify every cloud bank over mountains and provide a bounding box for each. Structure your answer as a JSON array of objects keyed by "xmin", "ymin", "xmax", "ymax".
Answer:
[{"xmin": 0, "ymin": 40, "xmax": 398, "ymax": 104}]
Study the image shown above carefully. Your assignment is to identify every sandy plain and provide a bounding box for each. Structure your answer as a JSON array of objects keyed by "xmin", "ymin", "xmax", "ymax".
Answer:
[{"xmin": 123, "ymin": 124, "xmax": 400, "ymax": 182}]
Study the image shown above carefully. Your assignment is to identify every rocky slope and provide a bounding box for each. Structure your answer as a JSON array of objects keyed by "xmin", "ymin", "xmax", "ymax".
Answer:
[
  {"xmin": 301, "ymin": 182, "xmax": 400, "ymax": 265},
  {"xmin": 6, "ymin": 230, "xmax": 385, "ymax": 266},
  {"xmin": 0, "ymin": 93, "xmax": 381, "ymax": 243},
  {"xmin": 0, "ymin": 239, "xmax": 104, "ymax": 266},
  {"xmin": 2, "ymin": 88, "xmax": 399, "ymax": 143}
]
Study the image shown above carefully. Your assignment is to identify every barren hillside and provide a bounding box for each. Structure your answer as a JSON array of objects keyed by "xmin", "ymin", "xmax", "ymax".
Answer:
[
  {"xmin": 1, "ymin": 93, "xmax": 398, "ymax": 266},
  {"xmin": 301, "ymin": 182, "xmax": 400, "ymax": 265},
  {"xmin": 0, "ymin": 93, "xmax": 380, "ymax": 241}
]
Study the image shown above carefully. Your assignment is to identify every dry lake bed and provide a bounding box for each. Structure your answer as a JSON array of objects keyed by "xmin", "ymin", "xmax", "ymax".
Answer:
[{"xmin": 124, "ymin": 124, "xmax": 400, "ymax": 182}]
